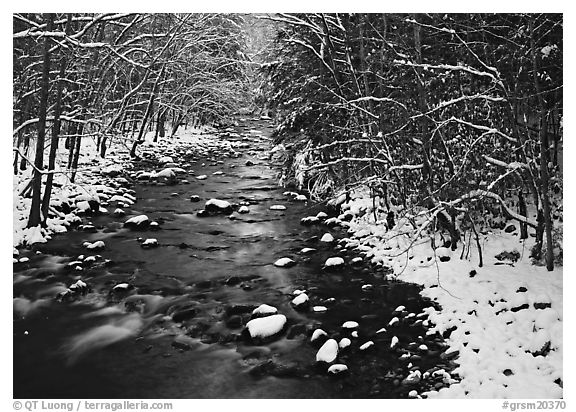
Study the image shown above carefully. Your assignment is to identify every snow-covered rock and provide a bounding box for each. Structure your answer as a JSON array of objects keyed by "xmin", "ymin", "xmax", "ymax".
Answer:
[
  {"xmin": 238, "ymin": 206, "xmax": 250, "ymax": 214},
  {"xmin": 301, "ymin": 247, "xmax": 317, "ymax": 254},
  {"xmin": 316, "ymin": 339, "xmax": 338, "ymax": 363},
  {"xmin": 112, "ymin": 283, "xmax": 130, "ymax": 291},
  {"xmin": 390, "ymin": 336, "xmax": 399, "ymax": 348},
  {"xmin": 205, "ymin": 199, "xmax": 233, "ymax": 214},
  {"xmin": 313, "ymin": 306, "xmax": 327, "ymax": 312},
  {"xmin": 320, "ymin": 233, "xmax": 334, "ymax": 243},
  {"xmin": 316, "ymin": 212, "xmax": 328, "ymax": 219},
  {"xmin": 328, "ymin": 364, "xmax": 348, "ymax": 375},
  {"xmin": 246, "ymin": 314, "xmax": 287, "ymax": 339},
  {"xmin": 124, "ymin": 214, "xmax": 150, "ymax": 230},
  {"xmin": 291, "ymin": 293, "xmax": 309, "ymax": 308},
  {"xmin": 252, "ymin": 304, "xmax": 277, "ymax": 316},
  {"xmin": 141, "ymin": 238, "xmax": 158, "ymax": 248},
  {"xmin": 359, "ymin": 341, "xmax": 374, "ymax": 351},
  {"xmin": 388, "ymin": 317, "xmax": 399, "ymax": 326},
  {"xmin": 274, "ymin": 257, "xmax": 296, "ymax": 268},
  {"xmin": 342, "ymin": 321, "xmax": 359, "ymax": 329},
  {"xmin": 269, "ymin": 205, "xmax": 286, "ymax": 211},
  {"xmin": 339, "ymin": 338, "xmax": 351, "ymax": 349},
  {"xmin": 154, "ymin": 168, "xmax": 176, "ymax": 179},
  {"xmin": 324, "ymin": 257, "xmax": 344, "ymax": 268},
  {"xmin": 295, "ymin": 194, "xmax": 307, "ymax": 201},
  {"xmin": 311, "ymin": 329, "xmax": 328, "ymax": 343},
  {"xmin": 84, "ymin": 241, "xmax": 105, "ymax": 250},
  {"xmin": 435, "ymin": 247, "xmax": 451, "ymax": 262},
  {"xmin": 301, "ymin": 216, "xmax": 320, "ymax": 225}
]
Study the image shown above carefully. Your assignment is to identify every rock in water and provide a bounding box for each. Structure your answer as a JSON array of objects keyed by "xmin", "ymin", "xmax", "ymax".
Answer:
[
  {"xmin": 327, "ymin": 364, "xmax": 348, "ymax": 375},
  {"xmin": 311, "ymin": 329, "xmax": 328, "ymax": 343},
  {"xmin": 324, "ymin": 257, "xmax": 344, "ymax": 268},
  {"xmin": 141, "ymin": 238, "xmax": 158, "ymax": 249},
  {"xmin": 124, "ymin": 215, "xmax": 150, "ymax": 230},
  {"xmin": 246, "ymin": 314, "xmax": 287, "ymax": 339},
  {"xmin": 238, "ymin": 206, "xmax": 250, "ymax": 214},
  {"xmin": 252, "ymin": 304, "xmax": 278, "ymax": 317},
  {"xmin": 291, "ymin": 293, "xmax": 309, "ymax": 309},
  {"xmin": 342, "ymin": 321, "xmax": 359, "ymax": 329},
  {"xmin": 339, "ymin": 338, "xmax": 351, "ymax": 349},
  {"xmin": 320, "ymin": 233, "xmax": 334, "ymax": 242},
  {"xmin": 274, "ymin": 257, "xmax": 296, "ymax": 268},
  {"xmin": 316, "ymin": 339, "xmax": 338, "ymax": 363},
  {"xmin": 205, "ymin": 199, "xmax": 233, "ymax": 214}
]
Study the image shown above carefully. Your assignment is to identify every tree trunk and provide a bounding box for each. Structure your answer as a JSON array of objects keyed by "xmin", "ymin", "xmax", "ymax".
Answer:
[
  {"xmin": 518, "ymin": 189, "xmax": 528, "ymax": 240},
  {"xmin": 413, "ymin": 15, "xmax": 432, "ymax": 192},
  {"xmin": 530, "ymin": 17, "xmax": 554, "ymax": 271},
  {"xmin": 41, "ymin": 14, "xmax": 71, "ymax": 220},
  {"xmin": 27, "ymin": 14, "xmax": 54, "ymax": 229},
  {"xmin": 70, "ymin": 123, "xmax": 83, "ymax": 183}
]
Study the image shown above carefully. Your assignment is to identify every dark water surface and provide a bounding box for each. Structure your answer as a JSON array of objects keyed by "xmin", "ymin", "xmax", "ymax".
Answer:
[{"xmin": 13, "ymin": 118, "xmax": 455, "ymax": 399}]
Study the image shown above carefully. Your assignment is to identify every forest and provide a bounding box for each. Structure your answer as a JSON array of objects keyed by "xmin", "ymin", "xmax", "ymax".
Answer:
[
  {"xmin": 13, "ymin": 13, "xmax": 563, "ymax": 268},
  {"xmin": 12, "ymin": 13, "xmax": 563, "ymax": 401}
]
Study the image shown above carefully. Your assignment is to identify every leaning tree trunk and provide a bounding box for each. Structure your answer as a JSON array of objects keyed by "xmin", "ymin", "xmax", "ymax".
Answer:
[{"xmin": 27, "ymin": 14, "xmax": 53, "ymax": 229}]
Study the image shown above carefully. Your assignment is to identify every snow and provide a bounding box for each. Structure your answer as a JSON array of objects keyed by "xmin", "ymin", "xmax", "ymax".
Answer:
[
  {"xmin": 359, "ymin": 341, "xmax": 374, "ymax": 350},
  {"xmin": 269, "ymin": 205, "xmax": 286, "ymax": 210},
  {"xmin": 327, "ymin": 364, "xmax": 348, "ymax": 374},
  {"xmin": 388, "ymin": 317, "xmax": 399, "ymax": 326},
  {"xmin": 112, "ymin": 283, "xmax": 130, "ymax": 291},
  {"xmin": 252, "ymin": 304, "xmax": 277, "ymax": 316},
  {"xmin": 376, "ymin": 327, "xmax": 387, "ymax": 334},
  {"xmin": 338, "ymin": 189, "xmax": 563, "ymax": 398},
  {"xmin": 238, "ymin": 206, "xmax": 250, "ymax": 214},
  {"xmin": 205, "ymin": 199, "xmax": 231, "ymax": 210},
  {"xmin": 338, "ymin": 338, "xmax": 351, "ymax": 349},
  {"xmin": 313, "ymin": 306, "xmax": 327, "ymax": 312},
  {"xmin": 311, "ymin": 329, "xmax": 327, "ymax": 342},
  {"xmin": 342, "ymin": 321, "xmax": 359, "ymax": 329},
  {"xmin": 295, "ymin": 194, "xmax": 307, "ymax": 201},
  {"xmin": 141, "ymin": 238, "xmax": 158, "ymax": 247},
  {"xmin": 301, "ymin": 247, "xmax": 316, "ymax": 254},
  {"xmin": 246, "ymin": 314, "xmax": 287, "ymax": 339},
  {"xmin": 85, "ymin": 240, "xmax": 105, "ymax": 250},
  {"xmin": 153, "ymin": 168, "xmax": 175, "ymax": 178},
  {"xmin": 320, "ymin": 233, "xmax": 334, "ymax": 242},
  {"xmin": 274, "ymin": 257, "xmax": 295, "ymax": 267},
  {"xmin": 291, "ymin": 293, "xmax": 309, "ymax": 307},
  {"xmin": 292, "ymin": 289, "xmax": 306, "ymax": 296},
  {"xmin": 196, "ymin": 175, "xmax": 208, "ymax": 180},
  {"xmin": 125, "ymin": 215, "xmax": 149, "ymax": 225},
  {"xmin": 324, "ymin": 257, "xmax": 344, "ymax": 267},
  {"xmin": 316, "ymin": 339, "xmax": 338, "ymax": 363},
  {"xmin": 316, "ymin": 212, "xmax": 328, "ymax": 219}
]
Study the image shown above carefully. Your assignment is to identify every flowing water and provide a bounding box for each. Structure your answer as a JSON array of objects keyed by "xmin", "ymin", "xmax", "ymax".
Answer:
[{"xmin": 13, "ymin": 118, "xmax": 456, "ymax": 399}]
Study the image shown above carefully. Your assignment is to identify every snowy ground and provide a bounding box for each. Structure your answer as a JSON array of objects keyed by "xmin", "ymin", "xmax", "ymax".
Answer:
[
  {"xmin": 12, "ymin": 126, "xmax": 237, "ymax": 248},
  {"xmin": 336, "ymin": 190, "xmax": 563, "ymax": 398}
]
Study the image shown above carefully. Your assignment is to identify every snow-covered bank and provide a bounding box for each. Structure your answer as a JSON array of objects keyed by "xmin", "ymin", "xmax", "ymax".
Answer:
[
  {"xmin": 13, "ymin": 125, "xmax": 239, "ymax": 248},
  {"xmin": 336, "ymin": 190, "xmax": 563, "ymax": 398}
]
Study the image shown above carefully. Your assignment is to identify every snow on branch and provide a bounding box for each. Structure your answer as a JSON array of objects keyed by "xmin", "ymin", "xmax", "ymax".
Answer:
[{"xmin": 449, "ymin": 189, "xmax": 537, "ymax": 228}]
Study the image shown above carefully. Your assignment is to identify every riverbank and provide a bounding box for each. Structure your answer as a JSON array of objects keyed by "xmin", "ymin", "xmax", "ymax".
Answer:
[{"xmin": 333, "ymin": 188, "xmax": 563, "ymax": 398}]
